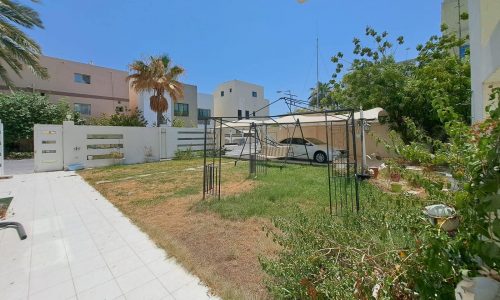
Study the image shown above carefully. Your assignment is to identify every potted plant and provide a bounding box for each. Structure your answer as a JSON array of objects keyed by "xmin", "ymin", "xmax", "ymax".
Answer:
[{"xmin": 386, "ymin": 160, "xmax": 402, "ymax": 182}]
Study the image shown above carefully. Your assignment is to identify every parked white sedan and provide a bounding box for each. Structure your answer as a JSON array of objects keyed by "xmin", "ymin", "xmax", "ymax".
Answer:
[{"xmin": 278, "ymin": 137, "xmax": 340, "ymax": 163}]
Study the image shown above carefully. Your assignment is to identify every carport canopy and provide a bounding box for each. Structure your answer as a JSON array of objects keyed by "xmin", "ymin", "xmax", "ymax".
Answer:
[{"xmin": 217, "ymin": 107, "xmax": 388, "ymax": 128}]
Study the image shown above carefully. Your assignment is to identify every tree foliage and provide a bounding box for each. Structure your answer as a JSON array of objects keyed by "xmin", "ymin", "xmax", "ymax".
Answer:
[
  {"xmin": 261, "ymin": 91, "xmax": 499, "ymax": 299},
  {"xmin": 307, "ymin": 81, "xmax": 330, "ymax": 108},
  {"xmin": 0, "ymin": 0, "xmax": 48, "ymax": 86},
  {"xmin": 86, "ymin": 108, "xmax": 147, "ymax": 127},
  {"xmin": 127, "ymin": 55, "xmax": 184, "ymax": 126},
  {"xmin": 324, "ymin": 26, "xmax": 471, "ymax": 142},
  {"xmin": 0, "ymin": 92, "xmax": 80, "ymax": 152}
]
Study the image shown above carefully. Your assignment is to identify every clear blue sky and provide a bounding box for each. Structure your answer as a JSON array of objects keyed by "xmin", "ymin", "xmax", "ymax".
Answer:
[{"xmin": 27, "ymin": 0, "xmax": 442, "ymax": 115}]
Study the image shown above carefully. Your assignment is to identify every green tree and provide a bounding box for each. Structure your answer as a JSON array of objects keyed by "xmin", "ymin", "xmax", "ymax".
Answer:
[
  {"xmin": 307, "ymin": 81, "xmax": 330, "ymax": 108},
  {"xmin": 0, "ymin": 0, "xmax": 48, "ymax": 86},
  {"xmin": 325, "ymin": 26, "xmax": 470, "ymax": 142},
  {"xmin": 0, "ymin": 92, "xmax": 80, "ymax": 152},
  {"xmin": 127, "ymin": 55, "xmax": 184, "ymax": 126}
]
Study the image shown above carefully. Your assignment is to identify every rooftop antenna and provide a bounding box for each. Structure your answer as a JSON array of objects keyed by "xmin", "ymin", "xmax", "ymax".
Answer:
[{"xmin": 456, "ymin": 0, "xmax": 463, "ymax": 40}]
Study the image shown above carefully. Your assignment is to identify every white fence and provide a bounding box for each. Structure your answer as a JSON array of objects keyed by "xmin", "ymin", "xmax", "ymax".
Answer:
[
  {"xmin": 34, "ymin": 121, "xmax": 207, "ymax": 172},
  {"xmin": 0, "ymin": 120, "xmax": 4, "ymax": 176}
]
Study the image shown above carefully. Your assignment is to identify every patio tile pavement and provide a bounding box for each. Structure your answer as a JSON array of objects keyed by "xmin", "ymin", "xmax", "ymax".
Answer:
[{"xmin": 0, "ymin": 171, "xmax": 218, "ymax": 300}]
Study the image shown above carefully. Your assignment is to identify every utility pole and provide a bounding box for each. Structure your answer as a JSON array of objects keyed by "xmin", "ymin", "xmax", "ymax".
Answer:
[
  {"xmin": 457, "ymin": 0, "xmax": 462, "ymax": 40},
  {"xmin": 316, "ymin": 37, "xmax": 320, "ymax": 110}
]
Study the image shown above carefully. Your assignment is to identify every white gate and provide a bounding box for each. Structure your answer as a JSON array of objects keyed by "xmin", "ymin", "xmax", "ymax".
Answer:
[
  {"xmin": 160, "ymin": 127, "xmax": 168, "ymax": 159},
  {"xmin": 0, "ymin": 120, "xmax": 4, "ymax": 176},
  {"xmin": 34, "ymin": 124, "xmax": 63, "ymax": 172}
]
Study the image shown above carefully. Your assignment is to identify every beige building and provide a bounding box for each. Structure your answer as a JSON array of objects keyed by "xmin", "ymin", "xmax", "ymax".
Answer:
[{"xmin": 0, "ymin": 55, "xmax": 130, "ymax": 117}]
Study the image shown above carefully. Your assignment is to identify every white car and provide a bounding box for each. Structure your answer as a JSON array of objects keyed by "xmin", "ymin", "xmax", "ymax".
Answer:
[{"xmin": 278, "ymin": 137, "xmax": 340, "ymax": 163}]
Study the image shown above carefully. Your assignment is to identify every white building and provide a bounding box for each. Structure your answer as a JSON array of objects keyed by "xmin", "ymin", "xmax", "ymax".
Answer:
[
  {"xmin": 441, "ymin": 0, "xmax": 470, "ymax": 57},
  {"xmin": 468, "ymin": 0, "xmax": 500, "ymax": 122},
  {"xmin": 213, "ymin": 80, "xmax": 269, "ymax": 119},
  {"xmin": 132, "ymin": 83, "xmax": 198, "ymax": 127},
  {"xmin": 131, "ymin": 80, "xmax": 269, "ymax": 127},
  {"xmin": 197, "ymin": 93, "xmax": 214, "ymax": 128}
]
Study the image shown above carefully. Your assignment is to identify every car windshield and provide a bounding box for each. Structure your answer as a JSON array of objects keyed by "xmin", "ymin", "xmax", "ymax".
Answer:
[{"xmin": 306, "ymin": 138, "xmax": 325, "ymax": 145}]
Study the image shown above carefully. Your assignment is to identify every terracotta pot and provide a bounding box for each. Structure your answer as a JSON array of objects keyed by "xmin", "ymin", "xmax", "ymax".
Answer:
[
  {"xmin": 390, "ymin": 173, "xmax": 401, "ymax": 182},
  {"xmin": 369, "ymin": 167, "xmax": 379, "ymax": 179}
]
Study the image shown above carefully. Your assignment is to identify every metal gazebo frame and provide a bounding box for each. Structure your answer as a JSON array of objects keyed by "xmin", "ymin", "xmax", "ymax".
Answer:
[{"xmin": 202, "ymin": 107, "xmax": 361, "ymax": 215}]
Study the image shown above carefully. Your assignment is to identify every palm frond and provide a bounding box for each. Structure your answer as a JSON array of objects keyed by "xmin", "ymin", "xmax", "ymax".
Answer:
[
  {"xmin": 0, "ymin": 61, "xmax": 13, "ymax": 86},
  {"xmin": 0, "ymin": 0, "xmax": 43, "ymax": 29},
  {"xmin": 0, "ymin": 0, "xmax": 46, "ymax": 85},
  {"xmin": 127, "ymin": 55, "xmax": 185, "ymax": 116}
]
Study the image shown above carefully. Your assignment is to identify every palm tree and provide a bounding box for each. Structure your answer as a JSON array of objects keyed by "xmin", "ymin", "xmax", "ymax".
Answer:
[
  {"xmin": 127, "ymin": 55, "xmax": 184, "ymax": 126},
  {"xmin": 0, "ymin": 0, "xmax": 48, "ymax": 86},
  {"xmin": 308, "ymin": 81, "xmax": 330, "ymax": 108}
]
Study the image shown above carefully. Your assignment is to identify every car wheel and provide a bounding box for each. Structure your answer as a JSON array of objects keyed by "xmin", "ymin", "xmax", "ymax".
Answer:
[{"xmin": 314, "ymin": 151, "xmax": 327, "ymax": 163}]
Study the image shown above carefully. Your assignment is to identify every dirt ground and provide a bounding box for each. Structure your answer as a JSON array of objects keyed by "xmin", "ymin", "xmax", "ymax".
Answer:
[{"xmin": 80, "ymin": 161, "xmax": 279, "ymax": 299}]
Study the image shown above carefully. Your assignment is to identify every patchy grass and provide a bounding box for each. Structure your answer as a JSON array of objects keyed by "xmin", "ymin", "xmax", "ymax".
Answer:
[
  {"xmin": 80, "ymin": 158, "xmax": 388, "ymax": 299},
  {"xmin": 196, "ymin": 163, "xmax": 331, "ymax": 219},
  {"xmin": 197, "ymin": 162, "xmax": 379, "ymax": 220},
  {"xmin": 80, "ymin": 158, "xmax": 276, "ymax": 299}
]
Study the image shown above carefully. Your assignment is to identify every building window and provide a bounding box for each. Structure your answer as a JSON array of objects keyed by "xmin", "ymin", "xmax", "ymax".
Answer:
[
  {"xmin": 245, "ymin": 110, "xmax": 250, "ymax": 119},
  {"xmin": 74, "ymin": 73, "xmax": 91, "ymax": 84},
  {"xmin": 221, "ymin": 91, "xmax": 224, "ymax": 97},
  {"xmin": 198, "ymin": 108, "xmax": 211, "ymax": 124},
  {"xmin": 459, "ymin": 44, "xmax": 470, "ymax": 58},
  {"xmin": 174, "ymin": 103, "xmax": 189, "ymax": 116},
  {"xmin": 229, "ymin": 88, "xmax": 232, "ymax": 93},
  {"xmin": 74, "ymin": 103, "xmax": 91, "ymax": 115},
  {"xmin": 252, "ymin": 91, "xmax": 257, "ymax": 97},
  {"xmin": 237, "ymin": 110, "xmax": 242, "ymax": 120}
]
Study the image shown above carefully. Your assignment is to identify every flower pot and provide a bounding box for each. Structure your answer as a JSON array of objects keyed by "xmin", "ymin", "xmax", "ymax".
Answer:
[
  {"xmin": 369, "ymin": 167, "xmax": 379, "ymax": 179},
  {"xmin": 390, "ymin": 173, "xmax": 401, "ymax": 182},
  {"xmin": 436, "ymin": 215, "xmax": 460, "ymax": 232},
  {"xmin": 390, "ymin": 183, "xmax": 402, "ymax": 193}
]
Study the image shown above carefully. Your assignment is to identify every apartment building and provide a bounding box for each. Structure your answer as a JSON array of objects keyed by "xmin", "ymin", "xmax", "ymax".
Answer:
[
  {"xmin": 0, "ymin": 54, "xmax": 270, "ymax": 127},
  {"xmin": 0, "ymin": 55, "xmax": 129, "ymax": 117},
  {"xmin": 213, "ymin": 80, "xmax": 269, "ymax": 119}
]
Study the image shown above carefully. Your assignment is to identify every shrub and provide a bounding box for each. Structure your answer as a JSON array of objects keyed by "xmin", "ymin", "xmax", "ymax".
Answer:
[
  {"xmin": 6, "ymin": 152, "xmax": 33, "ymax": 159},
  {"xmin": 261, "ymin": 187, "xmax": 469, "ymax": 298},
  {"xmin": 174, "ymin": 147, "xmax": 194, "ymax": 160},
  {"xmin": 0, "ymin": 92, "xmax": 82, "ymax": 152},
  {"xmin": 86, "ymin": 108, "xmax": 147, "ymax": 127}
]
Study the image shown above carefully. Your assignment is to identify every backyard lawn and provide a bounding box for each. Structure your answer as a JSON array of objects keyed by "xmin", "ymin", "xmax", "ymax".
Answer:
[{"xmin": 79, "ymin": 158, "xmax": 383, "ymax": 298}]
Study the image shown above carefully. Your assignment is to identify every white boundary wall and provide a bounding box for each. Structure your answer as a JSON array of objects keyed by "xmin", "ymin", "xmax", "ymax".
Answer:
[
  {"xmin": 0, "ymin": 120, "xmax": 4, "ymax": 175},
  {"xmin": 34, "ymin": 121, "xmax": 206, "ymax": 172}
]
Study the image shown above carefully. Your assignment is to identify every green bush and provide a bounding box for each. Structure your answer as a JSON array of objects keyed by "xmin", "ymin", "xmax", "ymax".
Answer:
[
  {"xmin": 86, "ymin": 108, "xmax": 147, "ymax": 127},
  {"xmin": 174, "ymin": 147, "xmax": 195, "ymax": 160},
  {"xmin": 6, "ymin": 152, "xmax": 33, "ymax": 159},
  {"xmin": 260, "ymin": 182, "xmax": 476, "ymax": 299},
  {"xmin": 0, "ymin": 92, "xmax": 81, "ymax": 152}
]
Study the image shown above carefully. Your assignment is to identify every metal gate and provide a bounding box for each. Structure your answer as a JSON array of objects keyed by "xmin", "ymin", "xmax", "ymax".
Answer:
[{"xmin": 34, "ymin": 124, "xmax": 63, "ymax": 172}]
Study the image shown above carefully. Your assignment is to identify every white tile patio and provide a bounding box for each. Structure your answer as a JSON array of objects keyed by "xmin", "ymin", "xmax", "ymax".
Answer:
[{"xmin": 0, "ymin": 171, "xmax": 218, "ymax": 300}]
